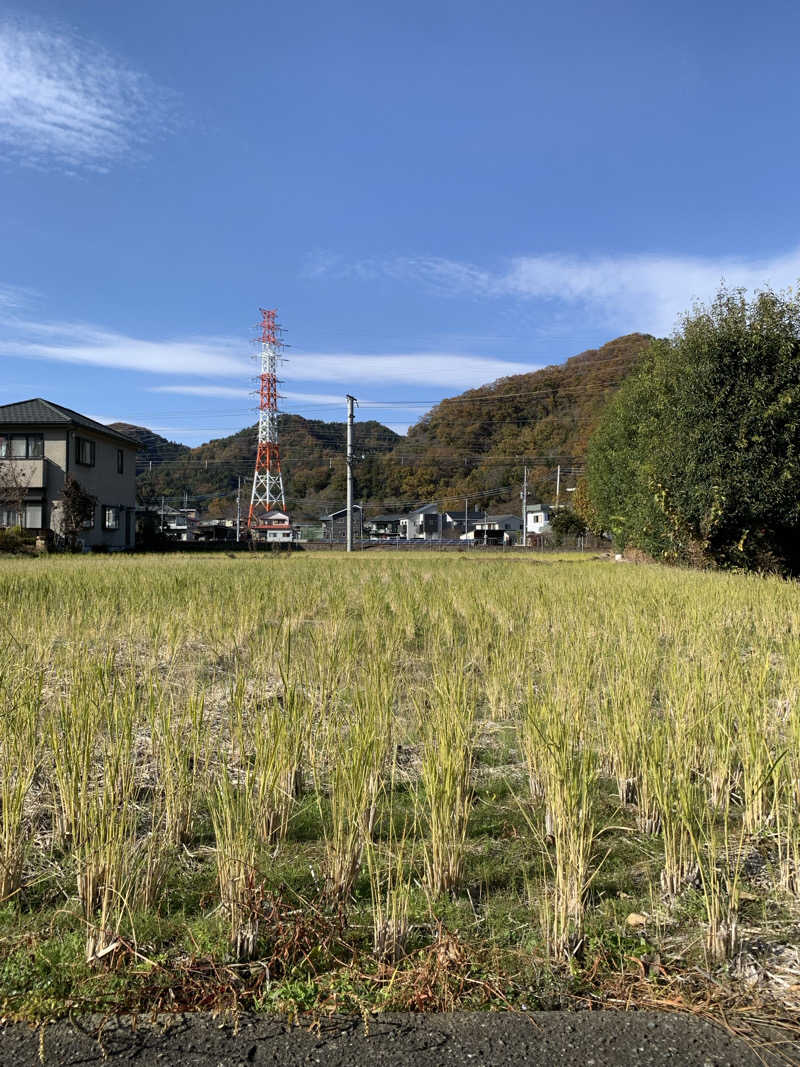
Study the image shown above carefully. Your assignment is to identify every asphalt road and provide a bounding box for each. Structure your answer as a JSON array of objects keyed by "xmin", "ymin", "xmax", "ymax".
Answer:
[{"xmin": 1, "ymin": 1011, "xmax": 796, "ymax": 1067}]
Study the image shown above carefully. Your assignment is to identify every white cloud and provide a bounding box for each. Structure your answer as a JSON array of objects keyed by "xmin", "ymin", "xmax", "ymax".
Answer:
[
  {"xmin": 0, "ymin": 313, "xmax": 540, "ymax": 389},
  {"xmin": 0, "ymin": 317, "xmax": 249, "ymax": 376},
  {"xmin": 315, "ymin": 249, "xmax": 800, "ymax": 336},
  {"xmin": 0, "ymin": 19, "xmax": 175, "ymax": 169},
  {"xmin": 287, "ymin": 353, "xmax": 539, "ymax": 387},
  {"xmin": 150, "ymin": 385, "xmax": 352, "ymax": 406},
  {"xmin": 501, "ymin": 250, "xmax": 800, "ymax": 335}
]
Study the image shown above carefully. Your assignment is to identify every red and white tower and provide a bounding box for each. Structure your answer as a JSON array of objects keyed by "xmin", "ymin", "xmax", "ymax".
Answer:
[{"xmin": 248, "ymin": 308, "xmax": 286, "ymax": 530}]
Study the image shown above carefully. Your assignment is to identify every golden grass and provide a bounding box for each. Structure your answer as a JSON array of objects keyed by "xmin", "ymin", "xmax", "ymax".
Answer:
[{"xmin": 1, "ymin": 551, "xmax": 800, "ymax": 986}]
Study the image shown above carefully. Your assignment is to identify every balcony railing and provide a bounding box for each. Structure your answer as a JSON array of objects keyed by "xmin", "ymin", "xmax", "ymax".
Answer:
[{"xmin": 0, "ymin": 458, "xmax": 47, "ymax": 489}]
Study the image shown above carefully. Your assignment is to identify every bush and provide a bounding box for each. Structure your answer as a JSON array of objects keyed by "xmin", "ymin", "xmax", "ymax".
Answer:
[{"xmin": 0, "ymin": 527, "xmax": 32, "ymax": 554}]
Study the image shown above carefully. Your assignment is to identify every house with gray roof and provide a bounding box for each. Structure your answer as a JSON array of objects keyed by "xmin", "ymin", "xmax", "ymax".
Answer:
[{"xmin": 0, "ymin": 398, "xmax": 138, "ymax": 549}]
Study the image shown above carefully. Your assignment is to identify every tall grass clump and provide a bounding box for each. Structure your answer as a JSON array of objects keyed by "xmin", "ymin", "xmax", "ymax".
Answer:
[
  {"xmin": 209, "ymin": 768, "xmax": 262, "ymax": 961},
  {"xmin": 151, "ymin": 689, "xmax": 208, "ymax": 846},
  {"xmin": 67, "ymin": 667, "xmax": 144, "ymax": 964},
  {"xmin": 0, "ymin": 668, "xmax": 40, "ymax": 903},
  {"xmin": 365, "ymin": 764, "xmax": 414, "ymax": 963},
  {"xmin": 251, "ymin": 682, "xmax": 309, "ymax": 846},
  {"xmin": 417, "ymin": 661, "xmax": 477, "ymax": 898},
  {"xmin": 312, "ymin": 667, "xmax": 393, "ymax": 901},
  {"xmin": 522, "ymin": 681, "xmax": 599, "ymax": 957}
]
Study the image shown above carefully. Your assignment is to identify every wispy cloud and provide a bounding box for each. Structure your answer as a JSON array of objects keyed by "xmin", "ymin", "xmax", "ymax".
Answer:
[
  {"xmin": 0, "ymin": 284, "xmax": 33, "ymax": 310},
  {"xmin": 150, "ymin": 385, "xmax": 348, "ymax": 406},
  {"xmin": 311, "ymin": 248, "xmax": 800, "ymax": 336},
  {"xmin": 288, "ymin": 353, "xmax": 538, "ymax": 388},
  {"xmin": 500, "ymin": 250, "xmax": 800, "ymax": 335},
  {"xmin": 0, "ymin": 313, "xmax": 540, "ymax": 389},
  {"xmin": 0, "ymin": 317, "xmax": 248, "ymax": 375},
  {"xmin": 0, "ymin": 19, "xmax": 176, "ymax": 170}
]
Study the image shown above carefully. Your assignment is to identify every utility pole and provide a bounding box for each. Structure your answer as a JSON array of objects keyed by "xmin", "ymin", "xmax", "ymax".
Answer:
[
  {"xmin": 160, "ymin": 495, "xmax": 165, "ymax": 535},
  {"xmin": 346, "ymin": 395, "xmax": 357, "ymax": 553},
  {"xmin": 465, "ymin": 496, "xmax": 469, "ymax": 540},
  {"xmin": 236, "ymin": 475, "xmax": 241, "ymax": 542},
  {"xmin": 521, "ymin": 465, "xmax": 527, "ymax": 548},
  {"xmin": 556, "ymin": 464, "xmax": 561, "ymax": 510}
]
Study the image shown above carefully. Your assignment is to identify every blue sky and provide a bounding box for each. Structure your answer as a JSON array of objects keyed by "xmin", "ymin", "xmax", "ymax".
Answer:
[{"xmin": 1, "ymin": 0, "xmax": 800, "ymax": 443}]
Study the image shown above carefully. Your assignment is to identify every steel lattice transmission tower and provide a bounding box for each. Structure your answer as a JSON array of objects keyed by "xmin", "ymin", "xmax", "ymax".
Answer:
[{"xmin": 248, "ymin": 308, "xmax": 286, "ymax": 529}]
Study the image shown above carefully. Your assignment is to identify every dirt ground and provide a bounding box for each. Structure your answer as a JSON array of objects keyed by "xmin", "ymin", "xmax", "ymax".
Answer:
[{"xmin": 1, "ymin": 1011, "xmax": 797, "ymax": 1066}]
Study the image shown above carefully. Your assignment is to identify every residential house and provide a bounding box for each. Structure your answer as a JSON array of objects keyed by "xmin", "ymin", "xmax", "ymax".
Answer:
[
  {"xmin": 441, "ymin": 509, "xmax": 484, "ymax": 538},
  {"xmin": 363, "ymin": 513, "xmax": 405, "ymax": 538},
  {"xmin": 525, "ymin": 503, "xmax": 553, "ymax": 537},
  {"xmin": 253, "ymin": 509, "xmax": 294, "ymax": 544},
  {"xmin": 195, "ymin": 518, "xmax": 237, "ymax": 542},
  {"xmin": 160, "ymin": 506, "xmax": 201, "ymax": 541},
  {"xmin": 0, "ymin": 398, "xmax": 138, "ymax": 549},
  {"xmin": 400, "ymin": 503, "xmax": 440, "ymax": 540},
  {"xmin": 467, "ymin": 513, "xmax": 523, "ymax": 545},
  {"xmin": 321, "ymin": 505, "xmax": 363, "ymax": 542}
]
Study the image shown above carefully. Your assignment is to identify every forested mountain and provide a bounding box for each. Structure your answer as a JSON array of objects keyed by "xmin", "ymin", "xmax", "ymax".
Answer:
[
  {"xmin": 126, "ymin": 415, "xmax": 402, "ymax": 518},
  {"xmin": 121, "ymin": 333, "xmax": 652, "ymax": 520},
  {"xmin": 375, "ymin": 332, "xmax": 653, "ymax": 512},
  {"xmin": 108, "ymin": 423, "xmax": 190, "ymax": 473}
]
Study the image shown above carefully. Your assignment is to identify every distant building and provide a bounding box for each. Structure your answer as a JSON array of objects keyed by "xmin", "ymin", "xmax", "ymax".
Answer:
[
  {"xmin": 321, "ymin": 505, "xmax": 363, "ymax": 542},
  {"xmin": 0, "ymin": 398, "xmax": 137, "ymax": 549},
  {"xmin": 525, "ymin": 503, "xmax": 553, "ymax": 537},
  {"xmin": 462, "ymin": 513, "xmax": 523, "ymax": 545},
  {"xmin": 161, "ymin": 505, "xmax": 200, "ymax": 541},
  {"xmin": 441, "ymin": 509, "xmax": 484, "ymax": 538},
  {"xmin": 195, "ymin": 518, "xmax": 236, "ymax": 542},
  {"xmin": 255, "ymin": 508, "xmax": 293, "ymax": 543},
  {"xmin": 400, "ymin": 503, "xmax": 440, "ymax": 540},
  {"xmin": 364, "ymin": 513, "xmax": 405, "ymax": 538}
]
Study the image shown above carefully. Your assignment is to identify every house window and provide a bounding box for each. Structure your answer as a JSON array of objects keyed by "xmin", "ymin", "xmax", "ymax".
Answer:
[
  {"xmin": 0, "ymin": 434, "xmax": 43, "ymax": 458},
  {"xmin": 24, "ymin": 503, "xmax": 43, "ymax": 529},
  {"xmin": 75, "ymin": 436, "xmax": 95, "ymax": 466},
  {"xmin": 0, "ymin": 502, "xmax": 41, "ymax": 529},
  {"xmin": 103, "ymin": 506, "xmax": 120, "ymax": 531},
  {"xmin": 117, "ymin": 449, "xmax": 124, "ymax": 474}
]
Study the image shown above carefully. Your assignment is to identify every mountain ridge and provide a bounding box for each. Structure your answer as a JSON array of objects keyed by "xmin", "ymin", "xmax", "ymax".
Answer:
[{"xmin": 116, "ymin": 332, "xmax": 653, "ymax": 519}]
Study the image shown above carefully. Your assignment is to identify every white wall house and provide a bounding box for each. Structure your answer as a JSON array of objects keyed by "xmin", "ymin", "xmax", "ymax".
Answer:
[{"xmin": 526, "ymin": 503, "xmax": 552, "ymax": 536}]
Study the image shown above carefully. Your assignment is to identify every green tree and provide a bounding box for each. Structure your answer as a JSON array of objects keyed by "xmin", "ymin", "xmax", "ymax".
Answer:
[
  {"xmin": 549, "ymin": 507, "xmax": 587, "ymax": 545},
  {"xmin": 586, "ymin": 286, "xmax": 800, "ymax": 572}
]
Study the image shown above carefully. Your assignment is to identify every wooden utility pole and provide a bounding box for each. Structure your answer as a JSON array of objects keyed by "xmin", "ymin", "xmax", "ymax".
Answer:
[
  {"xmin": 346, "ymin": 395, "xmax": 357, "ymax": 553},
  {"xmin": 521, "ymin": 465, "xmax": 527, "ymax": 547}
]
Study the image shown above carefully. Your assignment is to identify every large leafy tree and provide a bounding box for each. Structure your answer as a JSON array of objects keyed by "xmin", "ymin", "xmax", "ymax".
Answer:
[{"xmin": 586, "ymin": 286, "xmax": 800, "ymax": 573}]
